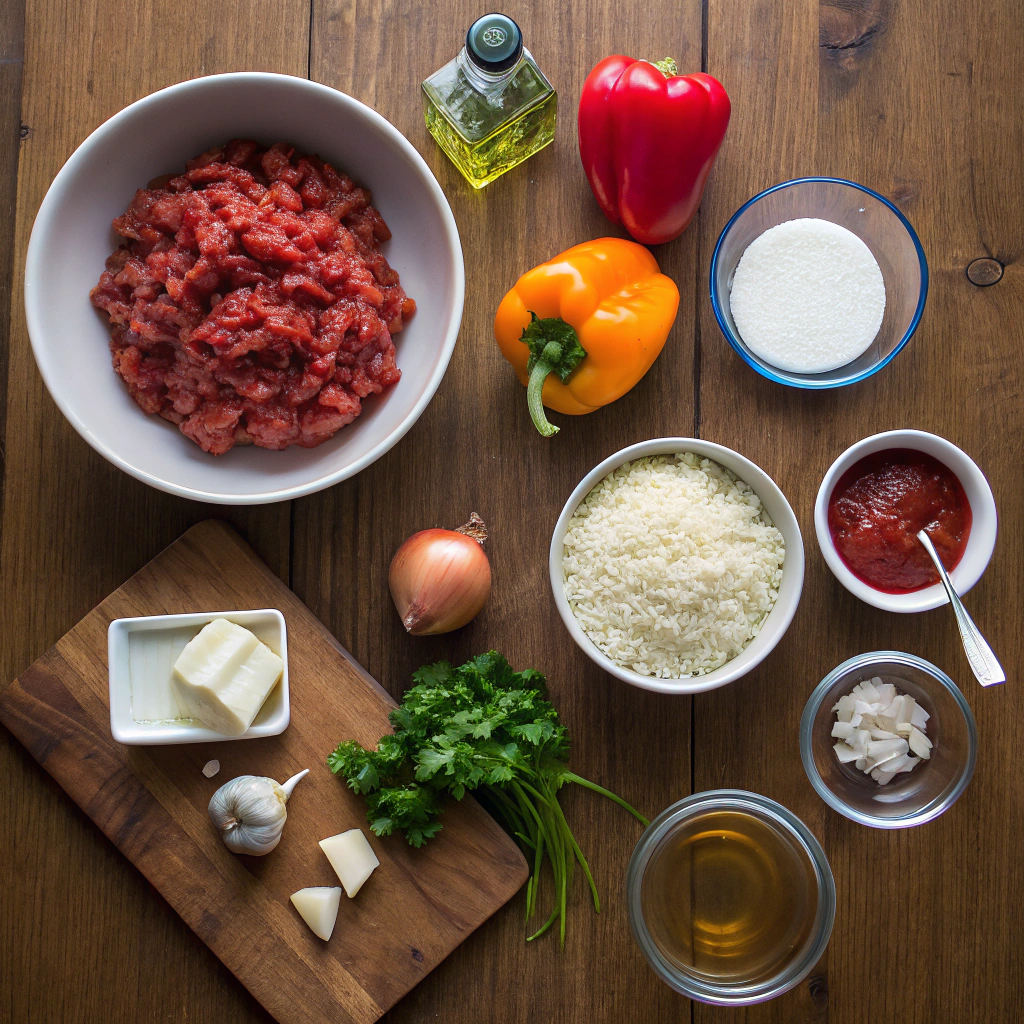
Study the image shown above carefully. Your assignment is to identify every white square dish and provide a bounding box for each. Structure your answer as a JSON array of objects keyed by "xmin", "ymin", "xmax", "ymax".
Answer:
[{"xmin": 108, "ymin": 609, "xmax": 289, "ymax": 745}]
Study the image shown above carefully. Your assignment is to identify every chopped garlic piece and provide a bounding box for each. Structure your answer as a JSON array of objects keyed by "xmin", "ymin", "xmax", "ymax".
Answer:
[
  {"xmin": 831, "ymin": 678, "xmax": 933, "ymax": 785},
  {"xmin": 834, "ymin": 741, "xmax": 859, "ymax": 763},
  {"xmin": 319, "ymin": 829, "xmax": 380, "ymax": 898},
  {"xmin": 854, "ymin": 679, "xmax": 880, "ymax": 703},
  {"xmin": 290, "ymin": 887, "xmax": 342, "ymax": 941},
  {"xmin": 909, "ymin": 726, "xmax": 932, "ymax": 759},
  {"xmin": 202, "ymin": 759, "xmax": 220, "ymax": 778}
]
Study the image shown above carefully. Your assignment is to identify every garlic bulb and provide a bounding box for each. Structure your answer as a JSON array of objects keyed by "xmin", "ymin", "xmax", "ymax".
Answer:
[{"xmin": 208, "ymin": 770, "xmax": 308, "ymax": 856}]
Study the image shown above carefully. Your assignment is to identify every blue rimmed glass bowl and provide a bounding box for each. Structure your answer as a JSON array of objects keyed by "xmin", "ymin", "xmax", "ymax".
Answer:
[{"xmin": 709, "ymin": 178, "xmax": 928, "ymax": 389}]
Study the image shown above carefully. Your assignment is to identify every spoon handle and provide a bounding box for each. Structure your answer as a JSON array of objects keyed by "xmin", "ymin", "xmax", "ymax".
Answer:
[{"xmin": 917, "ymin": 531, "xmax": 1005, "ymax": 687}]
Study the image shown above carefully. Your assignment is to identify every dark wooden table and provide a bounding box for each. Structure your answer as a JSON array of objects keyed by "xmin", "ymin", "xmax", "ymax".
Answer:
[{"xmin": 2, "ymin": 1, "xmax": 1022, "ymax": 1022}]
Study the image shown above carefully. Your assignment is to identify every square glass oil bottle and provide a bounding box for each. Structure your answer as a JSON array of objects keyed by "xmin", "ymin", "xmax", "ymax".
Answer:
[{"xmin": 422, "ymin": 13, "xmax": 556, "ymax": 189}]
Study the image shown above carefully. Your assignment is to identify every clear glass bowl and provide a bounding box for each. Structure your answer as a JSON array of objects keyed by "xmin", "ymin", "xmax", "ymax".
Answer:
[
  {"xmin": 626, "ymin": 791, "xmax": 835, "ymax": 1006},
  {"xmin": 710, "ymin": 178, "xmax": 928, "ymax": 388},
  {"xmin": 800, "ymin": 652, "xmax": 977, "ymax": 827}
]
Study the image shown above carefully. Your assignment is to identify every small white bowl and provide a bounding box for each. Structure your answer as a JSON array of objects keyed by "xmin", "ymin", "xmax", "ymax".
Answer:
[
  {"xmin": 814, "ymin": 430, "xmax": 997, "ymax": 613},
  {"xmin": 25, "ymin": 73, "xmax": 464, "ymax": 504},
  {"xmin": 108, "ymin": 609, "xmax": 289, "ymax": 744},
  {"xmin": 549, "ymin": 438, "xmax": 805, "ymax": 695}
]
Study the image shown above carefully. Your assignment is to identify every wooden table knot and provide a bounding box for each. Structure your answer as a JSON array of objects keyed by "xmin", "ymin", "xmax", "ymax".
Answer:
[
  {"xmin": 808, "ymin": 974, "xmax": 829, "ymax": 1006},
  {"xmin": 966, "ymin": 258, "xmax": 1004, "ymax": 286}
]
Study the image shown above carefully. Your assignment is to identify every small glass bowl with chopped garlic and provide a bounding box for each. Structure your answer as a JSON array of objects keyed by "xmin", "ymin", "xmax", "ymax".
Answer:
[{"xmin": 800, "ymin": 652, "xmax": 976, "ymax": 828}]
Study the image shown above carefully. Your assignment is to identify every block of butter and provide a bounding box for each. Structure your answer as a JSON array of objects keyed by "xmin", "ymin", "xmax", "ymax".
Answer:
[{"xmin": 171, "ymin": 618, "xmax": 283, "ymax": 736}]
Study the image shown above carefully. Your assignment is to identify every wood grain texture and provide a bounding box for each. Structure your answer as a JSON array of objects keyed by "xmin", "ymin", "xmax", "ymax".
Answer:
[
  {"xmin": 301, "ymin": 2, "xmax": 700, "ymax": 1021},
  {"xmin": 0, "ymin": 1, "xmax": 304, "ymax": 1020},
  {"xmin": 0, "ymin": 520, "xmax": 527, "ymax": 1024},
  {"xmin": 1, "ymin": 0, "xmax": 1023, "ymax": 1021},
  {"xmin": 694, "ymin": 0, "xmax": 1024, "ymax": 1021}
]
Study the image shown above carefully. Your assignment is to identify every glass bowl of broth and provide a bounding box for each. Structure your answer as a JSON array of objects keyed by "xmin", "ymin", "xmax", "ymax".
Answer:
[{"xmin": 627, "ymin": 791, "xmax": 835, "ymax": 1005}]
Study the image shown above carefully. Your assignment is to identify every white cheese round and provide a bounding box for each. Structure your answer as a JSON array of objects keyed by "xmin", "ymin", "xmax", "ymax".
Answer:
[{"xmin": 729, "ymin": 217, "xmax": 886, "ymax": 374}]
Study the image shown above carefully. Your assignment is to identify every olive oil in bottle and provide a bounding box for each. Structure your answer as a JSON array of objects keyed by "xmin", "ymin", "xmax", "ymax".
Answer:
[
  {"xmin": 422, "ymin": 13, "xmax": 556, "ymax": 189},
  {"xmin": 640, "ymin": 809, "xmax": 818, "ymax": 983}
]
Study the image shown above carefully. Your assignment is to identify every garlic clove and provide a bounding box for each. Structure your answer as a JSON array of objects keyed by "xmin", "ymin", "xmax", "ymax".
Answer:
[
  {"xmin": 290, "ymin": 887, "xmax": 342, "ymax": 941},
  {"xmin": 319, "ymin": 829, "xmax": 380, "ymax": 898}
]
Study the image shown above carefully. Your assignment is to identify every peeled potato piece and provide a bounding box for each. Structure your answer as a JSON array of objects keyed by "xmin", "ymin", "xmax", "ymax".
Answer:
[{"xmin": 290, "ymin": 886, "xmax": 342, "ymax": 941}]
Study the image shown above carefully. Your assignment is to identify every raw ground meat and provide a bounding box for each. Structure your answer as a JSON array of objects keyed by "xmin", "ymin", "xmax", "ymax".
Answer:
[{"xmin": 90, "ymin": 139, "xmax": 415, "ymax": 454}]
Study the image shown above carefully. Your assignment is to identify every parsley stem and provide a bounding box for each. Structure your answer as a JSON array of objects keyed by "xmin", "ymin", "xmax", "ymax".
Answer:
[
  {"xmin": 527, "ymin": 905, "xmax": 559, "ymax": 942},
  {"xmin": 562, "ymin": 772, "xmax": 650, "ymax": 826},
  {"xmin": 549, "ymin": 790, "xmax": 600, "ymax": 913}
]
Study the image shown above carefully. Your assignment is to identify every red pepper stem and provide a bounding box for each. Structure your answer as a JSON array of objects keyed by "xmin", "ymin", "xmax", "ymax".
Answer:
[
  {"xmin": 526, "ymin": 341, "xmax": 562, "ymax": 437},
  {"xmin": 651, "ymin": 57, "xmax": 678, "ymax": 78}
]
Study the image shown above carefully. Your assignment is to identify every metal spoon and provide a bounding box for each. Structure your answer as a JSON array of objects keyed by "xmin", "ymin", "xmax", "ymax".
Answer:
[{"xmin": 916, "ymin": 530, "xmax": 1005, "ymax": 686}]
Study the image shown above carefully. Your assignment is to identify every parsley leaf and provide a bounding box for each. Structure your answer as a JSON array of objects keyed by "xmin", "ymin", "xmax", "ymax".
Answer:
[{"xmin": 327, "ymin": 652, "xmax": 647, "ymax": 945}]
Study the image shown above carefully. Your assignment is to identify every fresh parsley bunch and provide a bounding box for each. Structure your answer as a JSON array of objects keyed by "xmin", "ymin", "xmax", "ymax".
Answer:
[{"xmin": 328, "ymin": 651, "xmax": 647, "ymax": 944}]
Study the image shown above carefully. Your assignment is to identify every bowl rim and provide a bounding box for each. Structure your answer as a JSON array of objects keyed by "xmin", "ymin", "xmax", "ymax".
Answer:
[
  {"xmin": 813, "ymin": 429, "xmax": 998, "ymax": 612},
  {"xmin": 548, "ymin": 437, "xmax": 804, "ymax": 695},
  {"xmin": 24, "ymin": 71, "xmax": 465, "ymax": 505},
  {"xmin": 799, "ymin": 650, "xmax": 978, "ymax": 828},
  {"xmin": 626, "ymin": 789, "xmax": 836, "ymax": 1005},
  {"xmin": 709, "ymin": 176, "xmax": 929, "ymax": 390}
]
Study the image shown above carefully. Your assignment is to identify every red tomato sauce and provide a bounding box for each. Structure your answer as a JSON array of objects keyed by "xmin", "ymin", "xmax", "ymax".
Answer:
[{"xmin": 827, "ymin": 449, "xmax": 972, "ymax": 593}]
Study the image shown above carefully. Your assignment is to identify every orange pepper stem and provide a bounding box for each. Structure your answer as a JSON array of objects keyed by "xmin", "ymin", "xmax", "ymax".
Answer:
[{"xmin": 526, "ymin": 341, "xmax": 562, "ymax": 437}]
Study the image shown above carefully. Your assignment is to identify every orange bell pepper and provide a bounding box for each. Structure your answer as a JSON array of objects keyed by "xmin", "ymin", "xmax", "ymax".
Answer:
[{"xmin": 493, "ymin": 237, "xmax": 679, "ymax": 435}]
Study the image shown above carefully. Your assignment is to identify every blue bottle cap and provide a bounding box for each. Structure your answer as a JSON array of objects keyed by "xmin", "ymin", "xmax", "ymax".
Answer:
[{"xmin": 466, "ymin": 13, "xmax": 523, "ymax": 74}]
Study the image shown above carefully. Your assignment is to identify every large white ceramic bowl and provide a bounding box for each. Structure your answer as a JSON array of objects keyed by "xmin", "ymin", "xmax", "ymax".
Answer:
[
  {"xmin": 24, "ymin": 73, "xmax": 464, "ymax": 504},
  {"xmin": 549, "ymin": 438, "xmax": 805, "ymax": 695},
  {"xmin": 815, "ymin": 429, "xmax": 997, "ymax": 612}
]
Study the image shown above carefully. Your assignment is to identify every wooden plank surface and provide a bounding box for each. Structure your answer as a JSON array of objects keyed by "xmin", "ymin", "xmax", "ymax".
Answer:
[
  {"xmin": 694, "ymin": 2, "xmax": 1024, "ymax": 1021},
  {"xmin": 1, "ymin": 1, "xmax": 1022, "ymax": 1024},
  {"xmin": 0, "ymin": 520, "xmax": 527, "ymax": 1024},
  {"xmin": 0, "ymin": 2, "xmax": 304, "ymax": 1021}
]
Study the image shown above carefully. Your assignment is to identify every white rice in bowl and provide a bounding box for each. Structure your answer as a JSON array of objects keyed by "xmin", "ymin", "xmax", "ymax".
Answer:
[{"xmin": 562, "ymin": 453, "xmax": 785, "ymax": 678}]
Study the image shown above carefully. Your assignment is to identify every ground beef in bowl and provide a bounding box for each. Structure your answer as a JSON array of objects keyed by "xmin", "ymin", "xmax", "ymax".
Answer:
[{"xmin": 90, "ymin": 139, "xmax": 415, "ymax": 454}]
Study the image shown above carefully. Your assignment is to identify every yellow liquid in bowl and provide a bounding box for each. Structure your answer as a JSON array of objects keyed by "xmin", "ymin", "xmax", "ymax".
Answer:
[{"xmin": 640, "ymin": 810, "xmax": 818, "ymax": 983}]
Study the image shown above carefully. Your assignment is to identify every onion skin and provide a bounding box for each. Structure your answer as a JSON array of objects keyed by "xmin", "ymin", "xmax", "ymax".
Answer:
[{"xmin": 389, "ymin": 528, "xmax": 492, "ymax": 635}]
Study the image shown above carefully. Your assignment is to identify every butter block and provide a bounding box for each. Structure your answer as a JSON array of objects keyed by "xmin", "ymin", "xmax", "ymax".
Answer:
[{"xmin": 170, "ymin": 618, "xmax": 283, "ymax": 736}]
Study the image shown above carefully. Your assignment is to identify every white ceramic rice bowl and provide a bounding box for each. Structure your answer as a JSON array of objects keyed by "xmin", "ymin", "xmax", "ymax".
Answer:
[{"xmin": 549, "ymin": 438, "xmax": 805, "ymax": 695}]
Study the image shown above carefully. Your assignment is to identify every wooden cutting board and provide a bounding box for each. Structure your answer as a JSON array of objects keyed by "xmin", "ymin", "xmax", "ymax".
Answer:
[{"xmin": 0, "ymin": 520, "xmax": 528, "ymax": 1024}]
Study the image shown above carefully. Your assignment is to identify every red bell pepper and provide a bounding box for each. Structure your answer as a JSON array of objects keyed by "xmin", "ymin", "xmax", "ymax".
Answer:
[{"xmin": 578, "ymin": 56, "xmax": 731, "ymax": 245}]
